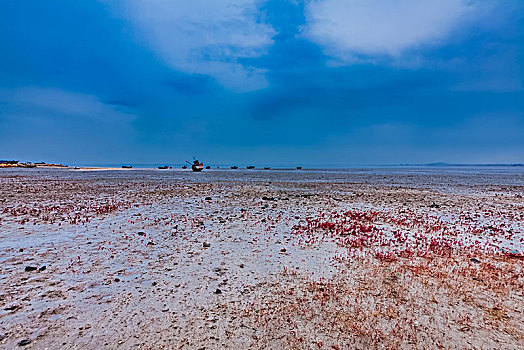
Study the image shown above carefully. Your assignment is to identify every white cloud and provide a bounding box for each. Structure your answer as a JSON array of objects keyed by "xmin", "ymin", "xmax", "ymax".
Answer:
[
  {"xmin": 116, "ymin": 0, "xmax": 275, "ymax": 92},
  {"xmin": 304, "ymin": 0, "xmax": 486, "ymax": 61}
]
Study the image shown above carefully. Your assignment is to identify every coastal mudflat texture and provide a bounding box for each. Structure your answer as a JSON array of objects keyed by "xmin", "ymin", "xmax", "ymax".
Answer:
[{"xmin": 0, "ymin": 168, "xmax": 523, "ymax": 349}]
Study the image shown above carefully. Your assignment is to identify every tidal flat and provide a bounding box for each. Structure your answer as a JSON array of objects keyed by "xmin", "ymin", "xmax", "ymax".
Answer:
[{"xmin": 0, "ymin": 167, "xmax": 523, "ymax": 349}]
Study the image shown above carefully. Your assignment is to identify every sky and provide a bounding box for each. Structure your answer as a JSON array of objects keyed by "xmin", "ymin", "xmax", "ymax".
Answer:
[{"xmin": 1, "ymin": 0, "xmax": 523, "ymax": 166}]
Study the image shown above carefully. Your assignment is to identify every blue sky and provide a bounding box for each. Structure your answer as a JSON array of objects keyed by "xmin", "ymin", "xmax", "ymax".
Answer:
[{"xmin": 1, "ymin": 0, "xmax": 523, "ymax": 165}]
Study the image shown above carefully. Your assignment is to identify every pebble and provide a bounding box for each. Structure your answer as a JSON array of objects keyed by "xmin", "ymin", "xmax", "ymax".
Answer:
[
  {"xmin": 24, "ymin": 266, "xmax": 37, "ymax": 272},
  {"xmin": 18, "ymin": 339, "xmax": 31, "ymax": 346},
  {"xmin": 203, "ymin": 242, "xmax": 211, "ymax": 248},
  {"xmin": 214, "ymin": 288, "xmax": 222, "ymax": 294}
]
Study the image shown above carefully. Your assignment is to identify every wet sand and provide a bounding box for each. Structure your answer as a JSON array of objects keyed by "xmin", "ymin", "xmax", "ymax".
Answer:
[{"xmin": 0, "ymin": 168, "xmax": 523, "ymax": 349}]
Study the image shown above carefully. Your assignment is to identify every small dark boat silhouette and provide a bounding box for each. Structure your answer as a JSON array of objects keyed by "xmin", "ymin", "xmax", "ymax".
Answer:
[
  {"xmin": 264, "ymin": 167, "xmax": 270, "ymax": 170},
  {"xmin": 187, "ymin": 159, "xmax": 204, "ymax": 172},
  {"xmin": 182, "ymin": 165, "xmax": 187, "ymax": 169},
  {"xmin": 247, "ymin": 166, "xmax": 255, "ymax": 169},
  {"xmin": 296, "ymin": 166, "xmax": 302, "ymax": 170},
  {"xmin": 231, "ymin": 166, "xmax": 238, "ymax": 169},
  {"xmin": 158, "ymin": 166, "xmax": 169, "ymax": 169},
  {"xmin": 122, "ymin": 165, "xmax": 133, "ymax": 169},
  {"xmin": 205, "ymin": 166, "xmax": 211, "ymax": 169}
]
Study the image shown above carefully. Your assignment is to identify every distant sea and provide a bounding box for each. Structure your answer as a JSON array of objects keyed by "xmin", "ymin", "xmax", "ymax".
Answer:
[{"xmin": 70, "ymin": 163, "xmax": 523, "ymax": 170}]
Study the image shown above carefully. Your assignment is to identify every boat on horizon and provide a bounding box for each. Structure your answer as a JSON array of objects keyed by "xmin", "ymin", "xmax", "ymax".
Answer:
[
  {"xmin": 231, "ymin": 166, "xmax": 238, "ymax": 169},
  {"xmin": 158, "ymin": 166, "xmax": 169, "ymax": 169},
  {"xmin": 247, "ymin": 166, "xmax": 255, "ymax": 169},
  {"xmin": 187, "ymin": 159, "xmax": 204, "ymax": 172},
  {"xmin": 122, "ymin": 165, "xmax": 133, "ymax": 169}
]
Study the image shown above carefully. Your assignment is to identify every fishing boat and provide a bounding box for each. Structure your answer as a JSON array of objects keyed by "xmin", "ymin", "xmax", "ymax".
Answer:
[
  {"xmin": 122, "ymin": 165, "xmax": 133, "ymax": 169},
  {"xmin": 205, "ymin": 166, "xmax": 211, "ymax": 169},
  {"xmin": 247, "ymin": 166, "xmax": 255, "ymax": 169},
  {"xmin": 187, "ymin": 159, "xmax": 204, "ymax": 172},
  {"xmin": 158, "ymin": 166, "xmax": 169, "ymax": 169},
  {"xmin": 296, "ymin": 166, "xmax": 302, "ymax": 170},
  {"xmin": 182, "ymin": 165, "xmax": 187, "ymax": 169},
  {"xmin": 231, "ymin": 166, "xmax": 238, "ymax": 169}
]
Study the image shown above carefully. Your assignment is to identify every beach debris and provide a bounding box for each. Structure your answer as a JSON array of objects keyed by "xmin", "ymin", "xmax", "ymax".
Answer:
[
  {"xmin": 203, "ymin": 241, "xmax": 211, "ymax": 248},
  {"xmin": 24, "ymin": 266, "xmax": 38, "ymax": 272},
  {"xmin": 280, "ymin": 248, "xmax": 287, "ymax": 252},
  {"xmin": 239, "ymin": 264, "xmax": 245, "ymax": 268},
  {"xmin": 147, "ymin": 241, "xmax": 156, "ymax": 246},
  {"xmin": 214, "ymin": 288, "xmax": 222, "ymax": 294},
  {"xmin": 152, "ymin": 281, "xmax": 157, "ymax": 286},
  {"xmin": 18, "ymin": 339, "xmax": 31, "ymax": 346},
  {"xmin": 137, "ymin": 231, "xmax": 146, "ymax": 236},
  {"xmin": 470, "ymin": 258, "xmax": 481, "ymax": 263},
  {"xmin": 5, "ymin": 305, "xmax": 20, "ymax": 311}
]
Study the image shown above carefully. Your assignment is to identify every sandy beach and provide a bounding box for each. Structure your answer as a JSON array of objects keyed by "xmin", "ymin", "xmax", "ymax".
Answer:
[{"xmin": 0, "ymin": 168, "xmax": 523, "ymax": 349}]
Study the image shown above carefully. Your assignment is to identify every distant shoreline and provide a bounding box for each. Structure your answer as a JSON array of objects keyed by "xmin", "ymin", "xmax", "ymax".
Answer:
[{"xmin": 1, "ymin": 162, "xmax": 523, "ymax": 171}]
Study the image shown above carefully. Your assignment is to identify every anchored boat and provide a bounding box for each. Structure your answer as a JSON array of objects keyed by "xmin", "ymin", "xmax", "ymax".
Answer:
[{"xmin": 187, "ymin": 159, "xmax": 204, "ymax": 172}]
